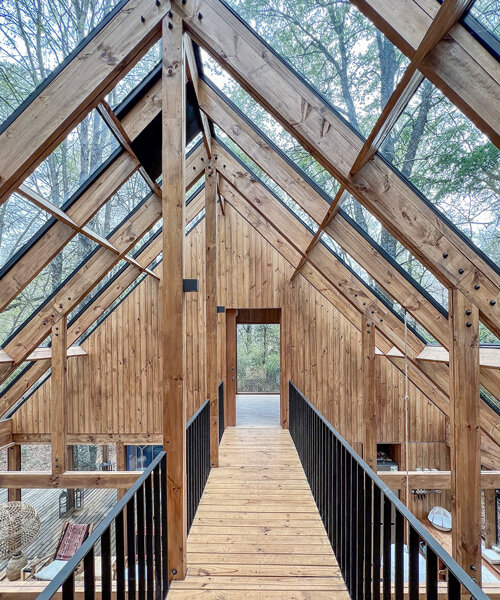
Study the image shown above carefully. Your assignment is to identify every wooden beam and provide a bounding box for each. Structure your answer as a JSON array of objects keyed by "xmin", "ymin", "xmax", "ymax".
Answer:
[
  {"xmin": 350, "ymin": 0, "xmax": 474, "ymax": 174},
  {"xmin": 0, "ymin": 470, "xmax": 140, "ymax": 489},
  {"xmin": 350, "ymin": 0, "xmax": 500, "ymax": 149},
  {"xmin": 290, "ymin": 187, "xmax": 346, "ymax": 281},
  {"xmin": 225, "ymin": 309, "xmax": 237, "ymax": 427},
  {"xmin": 0, "ymin": 418, "xmax": 12, "ymax": 448},
  {"xmin": 0, "ymin": 191, "xmax": 205, "ymax": 417},
  {"xmin": 51, "ymin": 318, "xmax": 67, "ymax": 475},
  {"xmin": 362, "ymin": 316, "xmax": 377, "ymax": 470},
  {"xmin": 162, "ymin": 11, "xmax": 187, "ymax": 582},
  {"xmin": 418, "ymin": 344, "xmax": 500, "ymax": 370},
  {"xmin": 0, "ymin": 0, "xmax": 171, "ymax": 205},
  {"xmin": 7, "ymin": 444, "xmax": 21, "ymax": 501},
  {"xmin": 176, "ymin": 0, "xmax": 500, "ymax": 337},
  {"xmin": 484, "ymin": 489, "xmax": 497, "ymax": 548},
  {"xmin": 205, "ymin": 162, "xmax": 219, "ymax": 467},
  {"xmin": 185, "ymin": 35, "xmax": 212, "ymax": 157},
  {"xmin": 449, "ymin": 288, "xmax": 481, "ymax": 583},
  {"xmin": 380, "ymin": 470, "xmax": 500, "ymax": 490}
]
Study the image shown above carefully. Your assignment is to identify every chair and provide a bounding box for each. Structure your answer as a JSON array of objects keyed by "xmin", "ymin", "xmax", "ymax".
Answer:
[{"xmin": 24, "ymin": 521, "xmax": 93, "ymax": 581}]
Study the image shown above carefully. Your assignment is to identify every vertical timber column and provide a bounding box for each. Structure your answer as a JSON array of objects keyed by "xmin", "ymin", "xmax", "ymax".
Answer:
[
  {"xmin": 52, "ymin": 318, "xmax": 67, "ymax": 475},
  {"xmin": 206, "ymin": 162, "xmax": 218, "ymax": 467},
  {"xmin": 162, "ymin": 10, "xmax": 187, "ymax": 582},
  {"xmin": 362, "ymin": 315, "xmax": 377, "ymax": 471},
  {"xmin": 449, "ymin": 288, "xmax": 481, "ymax": 584},
  {"xmin": 225, "ymin": 309, "xmax": 237, "ymax": 426},
  {"xmin": 7, "ymin": 445, "xmax": 21, "ymax": 501}
]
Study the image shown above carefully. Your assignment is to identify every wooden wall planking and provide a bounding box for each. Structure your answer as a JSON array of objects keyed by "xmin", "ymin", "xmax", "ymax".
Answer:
[{"xmin": 12, "ymin": 202, "xmax": 448, "ymax": 489}]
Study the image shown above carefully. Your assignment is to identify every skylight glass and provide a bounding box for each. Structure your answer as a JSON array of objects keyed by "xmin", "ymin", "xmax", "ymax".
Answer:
[
  {"xmin": 0, "ymin": 0, "xmax": 124, "ymax": 129},
  {"xmin": 380, "ymin": 78, "xmax": 500, "ymax": 268},
  {"xmin": 0, "ymin": 193, "xmax": 51, "ymax": 272},
  {"xmin": 0, "ymin": 233, "xmax": 98, "ymax": 346},
  {"xmin": 201, "ymin": 50, "xmax": 339, "ymax": 197},
  {"xmin": 220, "ymin": 0, "xmax": 409, "ymax": 137},
  {"xmin": 87, "ymin": 172, "xmax": 150, "ymax": 238},
  {"xmin": 23, "ymin": 109, "xmax": 119, "ymax": 208},
  {"xmin": 469, "ymin": 0, "xmax": 500, "ymax": 41}
]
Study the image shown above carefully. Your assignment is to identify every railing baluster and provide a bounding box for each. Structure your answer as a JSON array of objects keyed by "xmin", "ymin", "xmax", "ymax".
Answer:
[
  {"xmin": 408, "ymin": 524, "xmax": 419, "ymax": 600},
  {"xmin": 426, "ymin": 546, "xmax": 438, "ymax": 600},
  {"xmin": 395, "ymin": 509, "xmax": 404, "ymax": 600},
  {"xmin": 145, "ymin": 475, "xmax": 154, "ymax": 600},
  {"xmin": 62, "ymin": 571, "xmax": 75, "ymax": 600},
  {"xmin": 83, "ymin": 546, "xmax": 95, "ymax": 600},
  {"xmin": 448, "ymin": 571, "xmax": 461, "ymax": 599},
  {"xmin": 357, "ymin": 464, "xmax": 365, "ymax": 600},
  {"xmin": 137, "ymin": 484, "xmax": 146, "ymax": 600},
  {"xmin": 382, "ymin": 495, "xmax": 391, "ymax": 600},
  {"xmin": 372, "ymin": 486, "xmax": 381, "ymax": 600},
  {"xmin": 153, "ymin": 464, "xmax": 162, "ymax": 599},
  {"xmin": 115, "ymin": 511, "xmax": 126, "ymax": 600},
  {"xmin": 101, "ymin": 527, "xmax": 112, "ymax": 600},
  {"xmin": 160, "ymin": 455, "xmax": 168, "ymax": 599},
  {"xmin": 364, "ymin": 475, "xmax": 372, "ymax": 600},
  {"xmin": 127, "ymin": 495, "xmax": 136, "ymax": 600}
]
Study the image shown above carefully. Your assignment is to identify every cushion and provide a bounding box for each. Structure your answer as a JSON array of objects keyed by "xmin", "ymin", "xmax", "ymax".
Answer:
[
  {"xmin": 34, "ymin": 560, "xmax": 68, "ymax": 581},
  {"xmin": 55, "ymin": 523, "xmax": 90, "ymax": 561}
]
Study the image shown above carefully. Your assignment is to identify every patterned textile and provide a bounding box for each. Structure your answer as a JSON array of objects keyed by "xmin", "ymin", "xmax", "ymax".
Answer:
[{"xmin": 54, "ymin": 523, "xmax": 90, "ymax": 561}]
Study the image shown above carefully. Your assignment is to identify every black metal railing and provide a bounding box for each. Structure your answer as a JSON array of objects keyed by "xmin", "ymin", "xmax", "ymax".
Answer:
[
  {"xmin": 289, "ymin": 382, "xmax": 489, "ymax": 600},
  {"xmin": 37, "ymin": 451, "xmax": 168, "ymax": 600},
  {"xmin": 186, "ymin": 398, "xmax": 211, "ymax": 532},
  {"xmin": 218, "ymin": 381, "xmax": 225, "ymax": 442}
]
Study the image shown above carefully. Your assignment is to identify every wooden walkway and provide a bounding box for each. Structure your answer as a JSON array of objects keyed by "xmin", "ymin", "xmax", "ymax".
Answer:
[{"xmin": 168, "ymin": 427, "xmax": 349, "ymax": 599}]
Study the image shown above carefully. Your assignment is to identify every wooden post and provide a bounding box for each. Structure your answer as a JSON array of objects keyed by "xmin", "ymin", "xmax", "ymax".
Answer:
[
  {"xmin": 7, "ymin": 445, "xmax": 21, "ymax": 501},
  {"xmin": 162, "ymin": 11, "xmax": 187, "ymax": 582},
  {"xmin": 116, "ymin": 441, "xmax": 126, "ymax": 502},
  {"xmin": 225, "ymin": 309, "xmax": 237, "ymax": 426},
  {"xmin": 205, "ymin": 162, "xmax": 219, "ymax": 467},
  {"xmin": 484, "ymin": 489, "xmax": 497, "ymax": 549},
  {"xmin": 280, "ymin": 304, "xmax": 291, "ymax": 429},
  {"xmin": 449, "ymin": 288, "xmax": 481, "ymax": 584},
  {"xmin": 362, "ymin": 315, "xmax": 377, "ymax": 471},
  {"xmin": 51, "ymin": 318, "xmax": 67, "ymax": 475}
]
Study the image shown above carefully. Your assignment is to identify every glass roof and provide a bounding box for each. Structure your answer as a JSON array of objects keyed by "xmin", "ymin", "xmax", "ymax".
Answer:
[
  {"xmin": 468, "ymin": 0, "xmax": 500, "ymax": 43},
  {"xmin": 221, "ymin": 0, "xmax": 409, "ymax": 138},
  {"xmin": 0, "ymin": 0, "xmax": 125, "ymax": 130}
]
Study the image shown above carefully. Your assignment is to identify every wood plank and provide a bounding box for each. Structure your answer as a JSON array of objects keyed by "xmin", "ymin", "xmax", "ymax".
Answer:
[
  {"xmin": 7, "ymin": 444, "xmax": 21, "ymax": 501},
  {"xmin": 205, "ymin": 162, "xmax": 219, "ymax": 467},
  {"xmin": 0, "ymin": 0, "xmax": 171, "ymax": 204},
  {"xmin": 449, "ymin": 288, "xmax": 481, "ymax": 582},
  {"xmin": 162, "ymin": 10, "xmax": 187, "ymax": 582},
  {"xmin": 379, "ymin": 470, "xmax": 500, "ymax": 490},
  {"xmin": 168, "ymin": 427, "xmax": 348, "ymax": 598},
  {"xmin": 417, "ymin": 345, "xmax": 500, "ymax": 370},
  {"xmin": 0, "ymin": 470, "xmax": 140, "ymax": 488}
]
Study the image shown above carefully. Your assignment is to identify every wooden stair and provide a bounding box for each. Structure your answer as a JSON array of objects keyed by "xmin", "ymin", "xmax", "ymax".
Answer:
[{"xmin": 167, "ymin": 427, "xmax": 349, "ymax": 599}]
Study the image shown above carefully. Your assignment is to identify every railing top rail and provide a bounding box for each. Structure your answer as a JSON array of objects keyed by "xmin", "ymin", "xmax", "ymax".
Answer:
[
  {"xmin": 186, "ymin": 398, "xmax": 209, "ymax": 430},
  {"xmin": 290, "ymin": 381, "xmax": 489, "ymax": 599},
  {"xmin": 36, "ymin": 450, "xmax": 166, "ymax": 600}
]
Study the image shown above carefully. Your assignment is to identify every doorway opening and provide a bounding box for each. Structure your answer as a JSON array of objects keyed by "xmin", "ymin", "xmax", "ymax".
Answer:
[{"xmin": 236, "ymin": 322, "xmax": 280, "ymax": 427}]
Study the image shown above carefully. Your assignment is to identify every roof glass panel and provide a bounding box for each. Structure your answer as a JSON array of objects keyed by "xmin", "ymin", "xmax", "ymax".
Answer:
[
  {"xmin": 22, "ymin": 109, "xmax": 119, "ymax": 208},
  {"xmin": 86, "ymin": 172, "xmax": 150, "ymax": 238},
  {"xmin": 107, "ymin": 43, "xmax": 161, "ymax": 108},
  {"xmin": 0, "ymin": 192, "xmax": 51, "ymax": 272},
  {"xmin": 379, "ymin": 78, "xmax": 500, "ymax": 269},
  {"xmin": 219, "ymin": 0, "xmax": 409, "ymax": 137},
  {"xmin": 469, "ymin": 0, "xmax": 500, "ymax": 41},
  {"xmin": 0, "ymin": 0, "xmax": 124, "ymax": 130},
  {"xmin": 0, "ymin": 233, "xmax": 98, "ymax": 347},
  {"xmin": 201, "ymin": 50, "xmax": 339, "ymax": 197}
]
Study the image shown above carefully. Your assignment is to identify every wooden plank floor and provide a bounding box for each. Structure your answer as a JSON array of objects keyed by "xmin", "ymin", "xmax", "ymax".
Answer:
[{"xmin": 168, "ymin": 427, "xmax": 349, "ymax": 599}]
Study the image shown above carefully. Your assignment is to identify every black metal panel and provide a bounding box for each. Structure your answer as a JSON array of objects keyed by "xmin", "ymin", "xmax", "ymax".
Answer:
[{"xmin": 218, "ymin": 381, "xmax": 225, "ymax": 442}]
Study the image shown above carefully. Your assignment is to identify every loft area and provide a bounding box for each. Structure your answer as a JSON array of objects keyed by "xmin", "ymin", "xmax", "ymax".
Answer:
[{"xmin": 0, "ymin": 0, "xmax": 499, "ymax": 598}]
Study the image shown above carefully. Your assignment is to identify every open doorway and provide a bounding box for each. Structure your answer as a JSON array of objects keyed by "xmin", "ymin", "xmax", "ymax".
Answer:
[{"xmin": 226, "ymin": 308, "xmax": 282, "ymax": 427}]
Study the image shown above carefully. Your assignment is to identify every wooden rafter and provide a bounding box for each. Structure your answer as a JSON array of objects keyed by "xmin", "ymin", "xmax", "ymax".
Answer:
[
  {"xmin": 0, "ymin": 346, "xmax": 87, "ymax": 364},
  {"xmin": 0, "ymin": 147, "xmax": 207, "ymax": 383},
  {"xmin": 418, "ymin": 345, "xmax": 500, "ymax": 370},
  {"xmin": 350, "ymin": 0, "xmax": 500, "ymax": 149},
  {"xmin": 290, "ymin": 186, "xmax": 347, "ymax": 281},
  {"xmin": 185, "ymin": 35, "xmax": 213, "ymax": 157},
  {"xmin": 0, "ymin": 0, "xmax": 171, "ymax": 205},
  {"xmin": 17, "ymin": 184, "xmax": 159, "ymax": 281},
  {"xmin": 217, "ymin": 156, "xmax": 500, "ymax": 454},
  {"xmin": 350, "ymin": 0, "xmax": 475, "ymax": 175},
  {"xmin": 0, "ymin": 192, "xmax": 205, "ymax": 417},
  {"xmin": 175, "ymin": 0, "xmax": 500, "ymax": 339}
]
